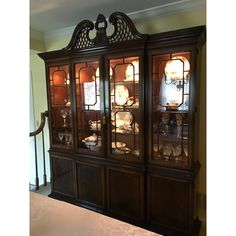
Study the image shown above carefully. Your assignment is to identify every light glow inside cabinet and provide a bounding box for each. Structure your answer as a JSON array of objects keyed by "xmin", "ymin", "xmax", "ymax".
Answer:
[
  {"xmin": 151, "ymin": 51, "xmax": 192, "ymax": 169},
  {"xmin": 108, "ymin": 56, "xmax": 142, "ymax": 160},
  {"xmin": 48, "ymin": 65, "xmax": 73, "ymax": 149},
  {"xmin": 39, "ymin": 12, "xmax": 205, "ymax": 236}
]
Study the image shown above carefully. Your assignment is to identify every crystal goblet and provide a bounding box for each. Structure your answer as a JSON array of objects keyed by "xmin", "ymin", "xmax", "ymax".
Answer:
[
  {"xmin": 60, "ymin": 109, "xmax": 68, "ymax": 127},
  {"xmin": 161, "ymin": 113, "xmax": 170, "ymax": 136},
  {"xmin": 175, "ymin": 113, "xmax": 183, "ymax": 138}
]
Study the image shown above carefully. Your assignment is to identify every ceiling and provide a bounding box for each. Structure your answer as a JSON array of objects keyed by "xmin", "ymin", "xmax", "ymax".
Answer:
[{"xmin": 30, "ymin": 0, "xmax": 205, "ymax": 34}]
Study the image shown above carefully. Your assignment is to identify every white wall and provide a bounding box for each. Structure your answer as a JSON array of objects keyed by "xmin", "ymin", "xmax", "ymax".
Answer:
[{"xmin": 29, "ymin": 50, "xmax": 50, "ymax": 187}]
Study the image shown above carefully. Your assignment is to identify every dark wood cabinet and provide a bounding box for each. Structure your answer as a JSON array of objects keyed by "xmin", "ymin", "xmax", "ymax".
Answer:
[
  {"xmin": 51, "ymin": 155, "xmax": 75, "ymax": 197},
  {"xmin": 76, "ymin": 161, "xmax": 105, "ymax": 209},
  {"xmin": 39, "ymin": 12, "xmax": 205, "ymax": 236},
  {"xmin": 147, "ymin": 173, "xmax": 194, "ymax": 234},
  {"xmin": 107, "ymin": 167, "xmax": 144, "ymax": 223}
]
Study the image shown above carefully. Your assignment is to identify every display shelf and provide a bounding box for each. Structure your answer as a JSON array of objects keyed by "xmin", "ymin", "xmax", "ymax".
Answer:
[{"xmin": 38, "ymin": 12, "xmax": 205, "ymax": 235}]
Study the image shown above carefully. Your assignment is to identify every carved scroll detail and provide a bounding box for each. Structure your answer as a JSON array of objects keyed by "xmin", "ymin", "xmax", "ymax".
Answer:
[
  {"xmin": 63, "ymin": 20, "xmax": 94, "ymax": 50},
  {"xmin": 63, "ymin": 12, "xmax": 146, "ymax": 50},
  {"xmin": 108, "ymin": 12, "xmax": 145, "ymax": 43}
]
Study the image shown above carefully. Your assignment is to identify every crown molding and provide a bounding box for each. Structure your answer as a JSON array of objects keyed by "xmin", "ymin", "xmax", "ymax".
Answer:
[
  {"xmin": 39, "ymin": 0, "xmax": 205, "ymax": 42},
  {"xmin": 44, "ymin": 25, "xmax": 76, "ymax": 42},
  {"xmin": 30, "ymin": 28, "xmax": 44, "ymax": 41},
  {"xmin": 127, "ymin": 0, "xmax": 205, "ymax": 21}
]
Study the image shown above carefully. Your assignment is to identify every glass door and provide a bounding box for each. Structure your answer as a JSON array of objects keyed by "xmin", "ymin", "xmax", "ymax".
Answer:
[
  {"xmin": 107, "ymin": 55, "xmax": 143, "ymax": 161},
  {"xmin": 151, "ymin": 51, "xmax": 192, "ymax": 168},
  {"xmin": 48, "ymin": 64, "xmax": 73, "ymax": 148},
  {"xmin": 74, "ymin": 59, "xmax": 104, "ymax": 154}
]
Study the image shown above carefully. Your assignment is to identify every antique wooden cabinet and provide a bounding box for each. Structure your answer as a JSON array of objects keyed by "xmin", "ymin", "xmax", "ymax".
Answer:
[{"xmin": 39, "ymin": 12, "xmax": 205, "ymax": 236}]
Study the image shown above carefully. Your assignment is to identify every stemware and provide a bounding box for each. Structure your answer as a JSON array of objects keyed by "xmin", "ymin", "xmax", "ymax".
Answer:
[
  {"xmin": 163, "ymin": 143, "xmax": 172, "ymax": 160},
  {"xmin": 65, "ymin": 133, "xmax": 72, "ymax": 146},
  {"xmin": 161, "ymin": 113, "xmax": 170, "ymax": 136},
  {"xmin": 183, "ymin": 145, "xmax": 188, "ymax": 157},
  {"xmin": 60, "ymin": 109, "xmax": 68, "ymax": 127},
  {"xmin": 68, "ymin": 110, "xmax": 72, "ymax": 127},
  {"xmin": 175, "ymin": 113, "xmax": 183, "ymax": 138},
  {"xmin": 173, "ymin": 144, "xmax": 182, "ymax": 162},
  {"xmin": 58, "ymin": 133, "xmax": 64, "ymax": 143}
]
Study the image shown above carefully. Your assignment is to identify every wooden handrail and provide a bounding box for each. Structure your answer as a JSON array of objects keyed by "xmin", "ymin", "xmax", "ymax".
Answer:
[
  {"xmin": 30, "ymin": 110, "xmax": 49, "ymax": 190},
  {"xmin": 30, "ymin": 111, "xmax": 49, "ymax": 137}
]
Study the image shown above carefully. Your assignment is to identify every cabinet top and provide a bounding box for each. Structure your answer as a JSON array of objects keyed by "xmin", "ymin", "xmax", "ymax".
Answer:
[{"xmin": 38, "ymin": 12, "xmax": 205, "ymax": 60}]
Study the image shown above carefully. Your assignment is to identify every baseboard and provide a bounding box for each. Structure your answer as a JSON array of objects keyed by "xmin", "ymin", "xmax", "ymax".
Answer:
[{"xmin": 29, "ymin": 182, "xmax": 51, "ymax": 192}]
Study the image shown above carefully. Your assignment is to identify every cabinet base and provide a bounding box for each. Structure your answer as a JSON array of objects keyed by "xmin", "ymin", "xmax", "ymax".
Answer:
[{"xmin": 147, "ymin": 218, "xmax": 201, "ymax": 236}]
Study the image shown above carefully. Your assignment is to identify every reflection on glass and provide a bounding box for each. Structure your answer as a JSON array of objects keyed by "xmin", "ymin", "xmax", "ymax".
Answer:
[{"xmin": 83, "ymin": 79, "xmax": 100, "ymax": 110}]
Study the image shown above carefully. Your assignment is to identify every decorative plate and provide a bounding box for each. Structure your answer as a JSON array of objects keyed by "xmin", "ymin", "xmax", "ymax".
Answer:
[
  {"xmin": 111, "ymin": 85, "xmax": 129, "ymax": 105},
  {"xmin": 111, "ymin": 142, "xmax": 126, "ymax": 149},
  {"xmin": 112, "ymin": 146, "xmax": 131, "ymax": 155},
  {"xmin": 125, "ymin": 60, "xmax": 139, "ymax": 82},
  {"xmin": 132, "ymin": 149, "xmax": 139, "ymax": 156},
  {"xmin": 111, "ymin": 111, "xmax": 133, "ymax": 127}
]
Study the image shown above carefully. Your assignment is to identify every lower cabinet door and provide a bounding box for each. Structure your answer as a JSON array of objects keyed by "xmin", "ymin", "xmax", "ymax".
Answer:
[
  {"xmin": 147, "ymin": 173, "xmax": 193, "ymax": 233},
  {"xmin": 51, "ymin": 155, "xmax": 75, "ymax": 197},
  {"xmin": 76, "ymin": 161, "xmax": 105, "ymax": 209},
  {"xmin": 107, "ymin": 167, "xmax": 144, "ymax": 223}
]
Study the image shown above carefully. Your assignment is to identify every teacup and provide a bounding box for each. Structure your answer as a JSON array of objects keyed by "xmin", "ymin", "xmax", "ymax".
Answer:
[{"xmin": 88, "ymin": 120, "xmax": 101, "ymax": 130}]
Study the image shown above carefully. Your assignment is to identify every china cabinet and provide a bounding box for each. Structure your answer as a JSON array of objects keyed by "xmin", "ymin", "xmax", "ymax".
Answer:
[{"xmin": 39, "ymin": 12, "xmax": 205, "ymax": 236}]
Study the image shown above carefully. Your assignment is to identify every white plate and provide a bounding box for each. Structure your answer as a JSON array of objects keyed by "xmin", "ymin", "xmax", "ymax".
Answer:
[
  {"xmin": 111, "ymin": 85, "xmax": 129, "ymax": 105},
  {"xmin": 111, "ymin": 111, "xmax": 133, "ymax": 127},
  {"xmin": 125, "ymin": 60, "xmax": 139, "ymax": 82},
  {"xmin": 112, "ymin": 147, "xmax": 131, "ymax": 154},
  {"xmin": 112, "ymin": 142, "xmax": 126, "ymax": 149},
  {"xmin": 132, "ymin": 149, "xmax": 139, "ymax": 156}
]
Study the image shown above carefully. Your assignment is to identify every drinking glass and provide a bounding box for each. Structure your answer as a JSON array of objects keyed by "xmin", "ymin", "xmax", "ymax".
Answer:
[
  {"xmin": 68, "ymin": 110, "xmax": 72, "ymax": 127},
  {"xmin": 163, "ymin": 143, "xmax": 172, "ymax": 160},
  {"xmin": 183, "ymin": 145, "xmax": 188, "ymax": 158},
  {"xmin": 65, "ymin": 133, "xmax": 72, "ymax": 146},
  {"xmin": 173, "ymin": 144, "xmax": 182, "ymax": 161},
  {"xmin": 60, "ymin": 109, "xmax": 68, "ymax": 127},
  {"xmin": 58, "ymin": 133, "xmax": 64, "ymax": 143},
  {"xmin": 175, "ymin": 113, "xmax": 182, "ymax": 138},
  {"xmin": 161, "ymin": 113, "xmax": 170, "ymax": 136}
]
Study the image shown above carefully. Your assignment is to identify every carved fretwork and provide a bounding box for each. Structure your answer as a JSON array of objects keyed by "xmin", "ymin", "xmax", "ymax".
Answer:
[
  {"xmin": 63, "ymin": 20, "xmax": 94, "ymax": 50},
  {"xmin": 108, "ymin": 12, "xmax": 145, "ymax": 43},
  {"xmin": 63, "ymin": 12, "xmax": 146, "ymax": 51}
]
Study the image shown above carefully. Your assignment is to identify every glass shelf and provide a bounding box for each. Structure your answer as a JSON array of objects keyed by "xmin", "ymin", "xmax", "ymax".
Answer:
[{"xmin": 151, "ymin": 51, "xmax": 191, "ymax": 167}]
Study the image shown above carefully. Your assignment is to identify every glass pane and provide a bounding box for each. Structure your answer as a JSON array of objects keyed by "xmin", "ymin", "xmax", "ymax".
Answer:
[
  {"xmin": 49, "ymin": 65, "xmax": 73, "ymax": 148},
  {"xmin": 75, "ymin": 61, "xmax": 103, "ymax": 152},
  {"xmin": 109, "ymin": 56, "xmax": 141, "ymax": 159},
  {"xmin": 152, "ymin": 52, "xmax": 191, "ymax": 167}
]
